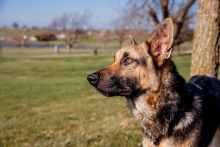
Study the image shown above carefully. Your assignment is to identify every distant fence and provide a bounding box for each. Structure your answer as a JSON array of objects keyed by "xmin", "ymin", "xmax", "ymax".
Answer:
[{"xmin": 0, "ymin": 43, "xmax": 96, "ymax": 50}]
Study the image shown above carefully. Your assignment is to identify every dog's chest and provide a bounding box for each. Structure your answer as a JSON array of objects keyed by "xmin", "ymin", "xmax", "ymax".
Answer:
[
  {"xmin": 135, "ymin": 98, "xmax": 150, "ymax": 115},
  {"xmin": 127, "ymin": 97, "xmax": 154, "ymax": 120}
]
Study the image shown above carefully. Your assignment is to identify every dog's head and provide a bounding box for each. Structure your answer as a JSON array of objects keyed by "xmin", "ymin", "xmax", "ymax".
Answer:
[{"xmin": 87, "ymin": 18, "xmax": 174, "ymax": 97}]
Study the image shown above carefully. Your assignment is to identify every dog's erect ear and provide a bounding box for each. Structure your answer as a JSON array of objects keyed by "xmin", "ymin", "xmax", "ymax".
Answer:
[
  {"xmin": 148, "ymin": 18, "xmax": 173, "ymax": 65},
  {"xmin": 129, "ymin": 35, "xmax": 137, "ymax": 45}
]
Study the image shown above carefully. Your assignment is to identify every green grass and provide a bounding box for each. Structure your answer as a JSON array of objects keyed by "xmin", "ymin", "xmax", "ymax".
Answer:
[{"xmin": 0, "ymin": 48, "xmax": 209, "ymax": 147}]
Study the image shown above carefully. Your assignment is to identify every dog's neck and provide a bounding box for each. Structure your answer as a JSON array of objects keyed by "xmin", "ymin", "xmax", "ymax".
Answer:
[{"xmin": 126, "ymin": 60, "xmax": 192, "ymax": 145}]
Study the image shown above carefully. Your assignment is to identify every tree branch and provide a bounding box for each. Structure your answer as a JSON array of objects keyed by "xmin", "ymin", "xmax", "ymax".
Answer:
[
  {"xmin": 173, "ymin": 0, "xmax": 196, "ymax": 40},
  {"xmin": 174, "ymin": 0, "xmax": 196, "ymax": 21},
  {"xmin": 145, "ymin": 6, "xmax": 160, "ymax": 25},
  {"xmin": 160, "ymin": 0, "xmax": 169, "ymax": 19}
]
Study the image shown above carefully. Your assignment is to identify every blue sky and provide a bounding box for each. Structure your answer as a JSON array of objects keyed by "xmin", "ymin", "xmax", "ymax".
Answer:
[{"xmin": 0, "ymin": 0, "xmax": 126, "ymax": 28}]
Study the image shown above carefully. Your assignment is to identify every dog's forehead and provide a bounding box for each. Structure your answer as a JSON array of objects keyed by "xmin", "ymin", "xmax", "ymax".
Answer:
[
  {"xmin": 116, "ymin": 46, "xmax": 136, "ymax": 57},
  {"xmin": 115, "ymin": 44, "xmax": 148, "ymax": 60}
]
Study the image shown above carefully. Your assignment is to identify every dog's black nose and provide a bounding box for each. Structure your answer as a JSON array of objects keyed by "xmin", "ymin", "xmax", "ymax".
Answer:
[{"xmin": 87, "ymin": 72, "xmax": 100, "ymax": 85}]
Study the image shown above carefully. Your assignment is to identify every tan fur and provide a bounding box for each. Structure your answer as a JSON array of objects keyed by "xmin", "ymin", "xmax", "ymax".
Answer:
[{"xmin": 146, "ymin": 93, "xmax": 160, "ymax": 109}]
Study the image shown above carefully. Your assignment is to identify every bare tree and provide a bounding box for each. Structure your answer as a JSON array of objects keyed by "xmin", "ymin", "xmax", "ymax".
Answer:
[
  {"xmin": 64, "ymin": 12, "xmax": 89, "ymax": 53},
  {"xmin": 112, "ymin": 14, "xmax": 129, "ymax": 48},
  {"xmin": 59, "ymin": 14, "xmax": 69, "ymax": 31},
  {"xmin": 125, "ymin": 0, "xmax": 196, "ymax": 46},
  {"xmin": 49, "ymin": 17, "xmax": 59, "ymax": 32},
  {"xmin": 53, "ymin": 12, "xmax": 89, "ymax": 53},
  {"xmin": 98, "ymin": 30, "xmax": 111, "ymax": 49},
  {"xmin": 190, "ymin": 0, "xmax": 220, "ymax": 77},
  {"xmin": 114, "ymin": 28, "xmax": 128, "ymax": 48}
]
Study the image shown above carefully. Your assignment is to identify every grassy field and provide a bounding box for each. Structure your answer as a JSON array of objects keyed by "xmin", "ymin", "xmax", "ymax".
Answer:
[{"xmin": 0, "ymin": 48, "xmax": 212, "ymax": 147}]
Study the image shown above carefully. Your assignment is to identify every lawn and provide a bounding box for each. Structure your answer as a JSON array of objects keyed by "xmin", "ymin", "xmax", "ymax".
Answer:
[{"xmin": 0, "ymin": 48, "xmax": 198, "ymax": 147}]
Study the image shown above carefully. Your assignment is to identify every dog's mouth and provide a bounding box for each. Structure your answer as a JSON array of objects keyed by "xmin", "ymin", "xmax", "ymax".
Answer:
[{"xmin": 95, "ymin": 86, "xmax": 132, "ymax": 97}]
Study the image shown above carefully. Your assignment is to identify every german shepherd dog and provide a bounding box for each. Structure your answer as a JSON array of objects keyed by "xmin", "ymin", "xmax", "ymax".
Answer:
[{"xmin": 87, "ymin": 18, "xmax": 220, "ymax": 147}]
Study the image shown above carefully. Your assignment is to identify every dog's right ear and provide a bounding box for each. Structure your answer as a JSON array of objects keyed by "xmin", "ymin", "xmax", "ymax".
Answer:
[{"xmin": 147, "ymin": 18, "xmax": 174, "ymax": 66}]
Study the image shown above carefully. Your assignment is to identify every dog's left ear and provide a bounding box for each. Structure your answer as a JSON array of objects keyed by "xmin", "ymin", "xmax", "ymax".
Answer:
[
  {"xmin": 129, "ymin": 35, "xmax": 137, "ymax": 45},
  {"xmin": 148, "ymin": 18, "xmax": 173, "ymax": 65}
]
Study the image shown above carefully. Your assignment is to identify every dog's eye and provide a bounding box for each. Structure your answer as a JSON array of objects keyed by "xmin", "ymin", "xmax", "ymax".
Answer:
[{"xmin": 125, "ymin": 58, "xmax": 133, "ymax": 64}]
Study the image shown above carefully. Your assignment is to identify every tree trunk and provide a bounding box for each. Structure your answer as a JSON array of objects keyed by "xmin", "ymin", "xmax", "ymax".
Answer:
[{"xmin": 190, "ymin": 0, "xmax": 220, "ymax": 77}]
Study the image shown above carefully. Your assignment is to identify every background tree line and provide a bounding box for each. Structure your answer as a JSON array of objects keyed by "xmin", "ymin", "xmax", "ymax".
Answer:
[{"xmin": 3, "ymin": 0, "xmax": 219, "ymax": 77}]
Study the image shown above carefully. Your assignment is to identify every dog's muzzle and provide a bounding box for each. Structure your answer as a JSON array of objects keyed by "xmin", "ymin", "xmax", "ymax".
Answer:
[
  {"xmin": 87, "ymin": 72, "xmax": 100, "ymax": 86},
  {"xmin": 87, "ymin": 72, "xmax": 137, "ymax": 97}
]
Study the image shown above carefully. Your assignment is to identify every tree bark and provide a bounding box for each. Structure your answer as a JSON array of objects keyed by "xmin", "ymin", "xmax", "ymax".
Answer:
[{"xmin": 190, "ymin": 0, "xmax": 220, "ymax": 77}]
